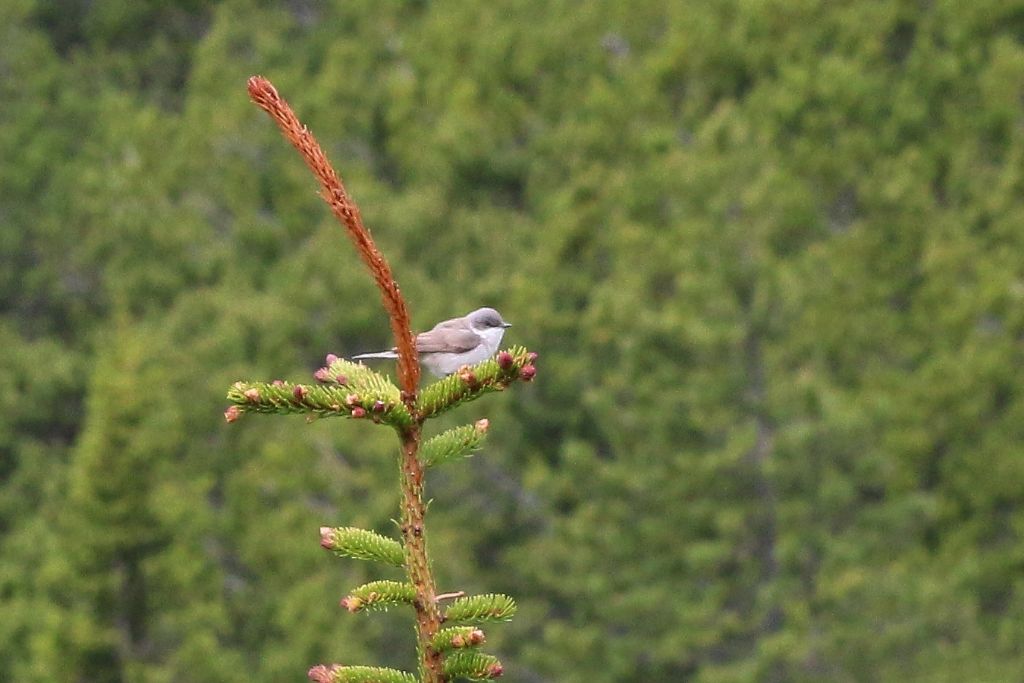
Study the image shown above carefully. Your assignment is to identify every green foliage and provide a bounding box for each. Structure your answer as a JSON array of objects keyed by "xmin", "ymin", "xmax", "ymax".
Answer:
[
  {"xmin": 420, "ymin": 422, "xmax": 489, "ymax": 468},
  {"xmin": 444, "ymin": 594, "xmax": 517, "ymax": 624},
  {"xmin": 319, "ymin": 357, "xmax": 404, "ymax": 404},
  {"xmin": 441, "ymin": 652, "xmax": 503, "ymax": 681},
  {"xmin": 431, "ymin": 627, "xmax": 486, "ymax": 653},
  {"xmin": 321, "ymin": 527, "xmax": 406, "ymax": 568},
  {"xmin": 342, "ymin": 581, "xmax": 417, "ymax": 613},
  {"xmin": 5, "ymin": 0, "xmax": 1024, "ymax": 681},
  {"xmin": 416, "ymin": 346, "xmax": 537, "ymax": 419},
  {"xmin": 310, "ymin": 664, "xmax": 417, "ymax": 683},
  {"xmin": 226, "ymin": 378, "xmax": 413, "ymax": 428}
]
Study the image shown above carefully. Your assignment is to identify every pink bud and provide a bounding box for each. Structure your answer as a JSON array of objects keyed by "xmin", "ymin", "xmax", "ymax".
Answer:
[
  {"xmin": 307, "ymin": 665, "xmax": 337, "ymax": 683},
  {"xmin": 372, "ymin": 400, "xmax": 386, "ymax": 413},
  {"xmin": 319, "ymin": 527, "xmax": 334, "ymax": 549},
  {"xmin": 527, "ymin": 351, "xmax": 538, "ymax": 363},
  {"xmin": 325, "ymin": 353, "xmax": 339, "ymax": 365},
  {"xmin": 340, "ymin": 596, "xmax": 363, "ymax": 612},
  {"xmin": 351, "ymin": 407, "xmax": 366, "ymax": 419},
  {"xmin": 272, "ymin": 379, "xmax": 285, "ymax": 387},
  {"xmin": 475, "ymin": 418, "xmax": 490, "ymax": 433},
  {"xmin": 458, "ymin": 367, "xmax": 477, "ymax": 385},
  {"xmin": 488, "ymin": 662, "xmax": 504, "ymax": 677},
  {"xmin": 313, "ymin": 368, "xmax": 329, "ymax": 382},
  {"xmin": 519, "ymin": 365, "xmax": 536, "ymax": 381},
  {"xmin": 496, "ymin": 351, "xmax": 514, "ymax": 369},
  {"xmin": 336, "ymin": 374, "xmax": 348, "ymax": 385},
  {"xmin": 345, "ymin": 393, "xmax": 360, "ymax": 407},
  {"xmin": 293, "ymin": 385, "xmax": 308, "ymax": 400},
  {"xmin": 468, "ymin": 628, "xmax": 486, "ymax": 645},
  {"xmin": 224, "ymin": 405, "xmax": 242, "ymax": 423},
  {"xmin": 243, "ymin": 388, "xmax": 260, "ymax": 402}
]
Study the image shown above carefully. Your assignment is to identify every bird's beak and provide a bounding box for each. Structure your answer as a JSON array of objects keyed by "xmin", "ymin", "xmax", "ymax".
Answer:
[{"xmin": 502, "ymin": 323, "xmax": 512, "ymax": 328}]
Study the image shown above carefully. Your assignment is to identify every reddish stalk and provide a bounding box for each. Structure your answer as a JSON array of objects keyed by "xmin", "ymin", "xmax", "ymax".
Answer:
[{"xmin": 247, "ymin": 76, "xmax": 420, "ymax": 398}]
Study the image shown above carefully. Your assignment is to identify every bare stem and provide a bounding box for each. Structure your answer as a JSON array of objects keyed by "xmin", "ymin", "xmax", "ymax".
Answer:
[
  {"xmin": 399, "ymin": 425, "xmax": 444, "ymax": 682},
  {"xmin": 434, "ymin": 591, "xmax": 466, "ymax": 602}
]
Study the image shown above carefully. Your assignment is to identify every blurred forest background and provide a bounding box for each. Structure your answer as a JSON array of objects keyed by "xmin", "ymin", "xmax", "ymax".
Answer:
[{"xmin": 3, "ymin": 0, "xmax": 1024, "ymax": 681}]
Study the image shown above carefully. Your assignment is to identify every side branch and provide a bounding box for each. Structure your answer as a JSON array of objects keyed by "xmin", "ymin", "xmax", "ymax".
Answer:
[
  {"xmin": 417, "ymin": 347, "xmax": 538, "ymax": 420},
  {"xmin": 246, "ymin": 76, "xmax": 420, "ymax": 396}
]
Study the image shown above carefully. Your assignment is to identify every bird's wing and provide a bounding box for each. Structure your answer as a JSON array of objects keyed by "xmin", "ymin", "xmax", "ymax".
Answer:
[
  {"xmin": 415, "ymin": 327, "xmax": 481, "ymax": 353},
  {"xmin": 431, "ymin": 317, "xmax": 466, "ymax": 331}
]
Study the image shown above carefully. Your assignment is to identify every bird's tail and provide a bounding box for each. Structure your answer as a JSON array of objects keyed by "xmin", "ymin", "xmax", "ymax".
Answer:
[{"xmin": 351, "ymin": 351, "xmax": 398, "ymax": 361}]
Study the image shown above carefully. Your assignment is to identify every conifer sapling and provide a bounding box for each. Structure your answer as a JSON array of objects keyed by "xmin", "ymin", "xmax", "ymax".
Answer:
[{"xmin": 225, "ymin": 76, "xmax": 537, "ymax": 683}]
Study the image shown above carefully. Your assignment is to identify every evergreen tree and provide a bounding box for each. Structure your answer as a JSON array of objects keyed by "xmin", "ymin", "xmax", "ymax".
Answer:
[{"xmin": 3, "ymin": 1, "xmax": 1024, "ymax": 681}]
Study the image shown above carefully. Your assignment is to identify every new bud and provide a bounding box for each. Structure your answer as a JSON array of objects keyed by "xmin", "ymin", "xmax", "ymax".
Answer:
[
  {"xmin": 313, "ymin": 367, "xmax": 329, "ymax": 382},
  {"xmin": 527, "ymin": 351, "xmax": 538, "ymax": 364},
  {"xmin": 372, "ymin": 400, "xmax": 386, "ymax": 413},
  {"xmin": 307, "ymin": 665, "xmax": 338, "ymax": 683},
  {"xmin": 345, "ymin": 393, "xmax": 360, "ymax": 407},
  {"xmin": 243, "ymin": 388, "xmax": 261, "ymax": 402},
  {"xmin": 351, "ymin": 406, "xmax": 366, "ymax": 419},
  {"xmin": 340, "ymin": 596, "xmax": 363, "ymax": 612},
  {"xmin": 497, "ymin": 351, "xmax": 514, "ymax": 369},
  {"xmin": 224, "ymin": 405, "xmax": 242, "ymax": 423},
  {"xmin": 475, "ymin": 418, "xmax": 490, "ymax": 433},
  {"xmin": 272, "ymin": 379, "xmax": 286, "ymax": 387},
  {"xmin": 325, "ymin": 353, "xmax": 339, "ymax": 365},
  {"xmin": 458, "ymin": 367, "xmax": 477, "ymax": 386},
  {"xmin": 452, "ymin": 628, "xmax": 486, "ymax": 648},
  {"xmin": 519, "ymin": 365, "xmax": 536, "ymax": 381},
  {"xmin": 293, "ymin": 385, "xmax": 308, "ymax": 400},
  {"xmin": 319, "ymin": 527, "xmax": 334, "ymax": 549},
  {"xmin": 488, "ymin": 662, "xmax": 504, "ymax": 678}
]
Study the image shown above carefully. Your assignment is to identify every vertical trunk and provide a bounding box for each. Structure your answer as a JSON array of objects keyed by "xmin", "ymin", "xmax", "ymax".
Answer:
[{"xmin": 399, "ymin": 424, "xmax": 444, "ymax": 682}]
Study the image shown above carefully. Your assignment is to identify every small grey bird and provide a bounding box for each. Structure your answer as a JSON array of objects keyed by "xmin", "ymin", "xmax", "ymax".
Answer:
[{"xmin": 353, "ymin": 307, "xmax": 511, "ymax": 377}]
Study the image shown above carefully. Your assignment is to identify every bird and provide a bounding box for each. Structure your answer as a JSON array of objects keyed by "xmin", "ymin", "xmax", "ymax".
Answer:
[{"xmin": 352, "ymin": 307, "xmax": 511, "ymax": 377}]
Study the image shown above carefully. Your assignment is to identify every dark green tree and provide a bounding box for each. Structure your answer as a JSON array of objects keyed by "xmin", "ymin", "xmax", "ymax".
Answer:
[{"xmin": 4, "ymin": 2, "xmax": 1024, "ymax": 681}]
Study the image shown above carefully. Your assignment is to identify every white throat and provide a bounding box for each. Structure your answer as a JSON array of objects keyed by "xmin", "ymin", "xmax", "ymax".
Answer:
[{"xmin": 474, "ymin": 325, "xmax": 507, "ymax": 356}]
